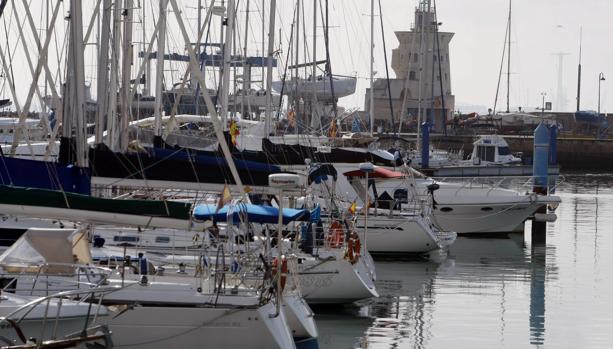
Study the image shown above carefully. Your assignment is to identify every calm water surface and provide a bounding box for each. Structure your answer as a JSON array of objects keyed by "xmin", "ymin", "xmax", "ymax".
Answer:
[{"xmin": 316, "ymin": 174, "xmax": 613, "ymax": 348}]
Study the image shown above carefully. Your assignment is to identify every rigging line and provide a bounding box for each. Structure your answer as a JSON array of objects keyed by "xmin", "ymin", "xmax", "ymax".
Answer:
[
  {"xmin": 493, "ymin": 15, "xmax": 510, "ymax": 114},
  {"xmin": 319, "ymin": 0, "xmax": 338, "ymax": 122},
  {"xmin": 378, "ymin": 0, "xmax": 395, "ymax": 135},
  {"xmin": 274, "ymin": 1, "xmax": 298, "ymax": 118}
]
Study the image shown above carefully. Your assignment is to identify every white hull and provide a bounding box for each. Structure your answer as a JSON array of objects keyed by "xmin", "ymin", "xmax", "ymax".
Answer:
[
  {"xmin": 355, "ymin": 214, "xmax": 443, "ymax": 254},
  {"xmin": 107, "ymin": 302, "xmax": 295, "ymax": 349},
  {"xmin": 272, "ymin": 76, "xmax": 357, "ymax": 99},
  {"xmin": 297, "ymin": 251, "xmax": 378, "ymax": 304},
  {"xmin": 431, "ymin": 200, "xmax": 544, "ymax": 234},
  {"xmin": 0, "ymin": 204, "xmax": 206, "ymax": 231}
]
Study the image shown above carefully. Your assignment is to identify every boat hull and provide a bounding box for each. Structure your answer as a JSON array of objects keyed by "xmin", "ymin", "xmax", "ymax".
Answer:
[
  {"xmin": 107, "ymin": 303, "xmax": 296, "ymax": 349},
  {"xmin": 354, "ymin": 215, "xmax": 441, "ymax": 254},
  {"xmin": 296, "ymin": 251, "xmax": 378, "ymax": 304}
]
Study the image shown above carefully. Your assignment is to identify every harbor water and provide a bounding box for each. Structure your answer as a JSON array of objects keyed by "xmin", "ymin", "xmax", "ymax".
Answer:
[{"xmin": 316, "ymin": 173, "xmax": 613, "ymax": 348}]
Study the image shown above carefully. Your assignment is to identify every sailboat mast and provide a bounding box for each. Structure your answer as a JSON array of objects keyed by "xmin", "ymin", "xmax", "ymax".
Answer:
[
  {"xmin": 369, "ymin": 0, "xmax": 374, "ymax": 134},
  {"xmin": 119, "ymin": 0, "xmax": 134, "ymax": 152},
  {"xmin": 154, "ymin": 0, "xmax": 168, "ymax": 137},
  {"xmin": 221, "ymin": 0, "xmax": 236, "ymax": 129},
  {"xmin": 264, "ymin": 0, "xmax": 277, "ymax": 136},
  {"xmin": 416, "ymin": 0, "xmax": 428, "ymax": 152},
  {"xmin": 69, "ymin": 0, "xmax": 87, "ymax": 167},
  {"xmin": 576, "ymin": 27, "xmax": 582, "ymax": 112},
  {"xmin": 107, "ymin": 0, "xmax": 122, "ymax": 150},
  {"xmin": 242, "ymin": 0, "xmax": 250, "ymax": 117},
  {"xmin": 506, "ymin": 0, "xmax": 511, "ymax": 113},
  {"xmin": 311, "ymin": 0, "xmax": 317, "ymax": 132},
  {"xmin": 95, "ymin": 0, "xmax": 112, "ymax": 144}
]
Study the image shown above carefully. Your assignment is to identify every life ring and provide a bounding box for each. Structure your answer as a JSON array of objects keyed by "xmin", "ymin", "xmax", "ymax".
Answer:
[
  {"xmin": 326, "ymin": 221, "xmax": 345, "ymax": 249},
  {"xmin": 271, "ymin": 255, "xmax": 288, "ymax": 291}
]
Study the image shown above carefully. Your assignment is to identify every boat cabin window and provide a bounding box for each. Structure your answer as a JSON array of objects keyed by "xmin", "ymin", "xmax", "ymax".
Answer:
[
  {"xmin": 155, "ymin": 236, "xmax": 171, "ymax": 244},
  {"xmin": 113, "ymin": 236, "xmax": 139, "ymax": 243},
  {"xmin": 498, "ymin": 146, "xmax": 511, "ymax": 156},
  {"xmin": 477, "ymin": 145, "xmax": 496, "ymax": 162}
]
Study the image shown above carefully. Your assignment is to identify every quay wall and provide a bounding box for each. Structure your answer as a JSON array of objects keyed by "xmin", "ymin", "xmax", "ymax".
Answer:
[{"xmin": 382, "ymin": 134, "xmax": 613, "ymax": 171}]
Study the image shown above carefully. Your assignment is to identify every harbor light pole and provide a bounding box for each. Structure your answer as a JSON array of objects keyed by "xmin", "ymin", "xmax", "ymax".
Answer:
[
  {"xmin": 541, "ymin": 92, "xmax": 547, "ymax": 117},
  {"xmin": 598, "ymin": 73, "xmax": 605, "ymax": 116}
]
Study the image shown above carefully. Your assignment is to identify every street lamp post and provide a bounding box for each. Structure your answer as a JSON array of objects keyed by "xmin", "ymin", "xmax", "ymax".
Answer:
[
  {"xmin": 541, "ymin": 92, "xmax": 547, "ymax": 117},
  {"xmin": 598, "ymin": 73, "xmax": 606, "ymax": 116}
]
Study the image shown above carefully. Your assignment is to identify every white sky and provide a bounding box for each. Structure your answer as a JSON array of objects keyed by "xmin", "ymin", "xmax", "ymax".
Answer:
[{"xmin": 1, "ymin": 0, "xmax": 610, "ymax": 114}]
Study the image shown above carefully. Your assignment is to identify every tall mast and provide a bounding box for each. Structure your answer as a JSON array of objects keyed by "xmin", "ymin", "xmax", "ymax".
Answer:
[
  {"xmin": 506, "ymin": 0, "xmax": 511, "ymax": 113},
  {"xmin": 311, "ymin": 0, "xmax": 317, "ymax": 132},
  {"xmin": 369, "ymin": 0, "xmax": 374, "ymax": 134},
  {"xmin": 221, "ymin": 0, "xmax": 236, "ymax": 128},
  {"xmin": 69, "ymin": 0, "xmax": 87, "ymax": 167},
  {"xmin": 107, "ymin": 0, "xmax": 122, "ymax": 149},
  {"xmin": 154, "ymin": 0, "xmax": 168, "ymax": 137},
  {"xmin": 576, "ymin": 27, "xmax": 582, "ymax": 112},
  {"xmin": 416, "ymin": 1, "xmax": 428, "ymax": 152},
  {"xmin": 242, "ymin": 0, "xmax": 250, "ymax": 117},
  {"xmin": 264, "ymin": 0, "xmax": 277, "ymax": 136},
  {"xmin": 95, "ymin": 0, "xmax": 111, "ymax": 144},
  {"xmin": 294, "ymin": 0, "xmax": 300, "ymax": 121},
  {"xmin": 119, "ymin": 0, "xmax": 134, "ymax": 152},
  {"xmin": 143, "ymin": 0, "xmax": 151, "ymax": 96}
]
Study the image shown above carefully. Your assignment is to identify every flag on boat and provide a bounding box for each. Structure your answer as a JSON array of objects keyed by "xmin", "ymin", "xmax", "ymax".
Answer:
[
  {"xmin": 216, "ymin": 185, "xmax": 232, "ymax": 213},
  {"xmin": 229, "ymin": 120, "xmax": 240, "ymax": 145},
  {"xmin": 348, "ymin": 201, "xmax": 357, "ymax": 215}
]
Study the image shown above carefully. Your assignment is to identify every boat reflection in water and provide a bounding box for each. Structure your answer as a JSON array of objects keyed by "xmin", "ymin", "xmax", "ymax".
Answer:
[{"xmin": 316, "ymin": 233, "xmax": 557, "ymax": 348}]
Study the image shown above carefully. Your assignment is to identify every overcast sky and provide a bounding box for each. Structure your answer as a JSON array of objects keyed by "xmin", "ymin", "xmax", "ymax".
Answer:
[
  {"xmin": 1, "ymin": 0, "xmax": 611, "ymax": 115},
  {"xmin": 329, "ymin": 0, "xmax": 612, "ymax": 114}
]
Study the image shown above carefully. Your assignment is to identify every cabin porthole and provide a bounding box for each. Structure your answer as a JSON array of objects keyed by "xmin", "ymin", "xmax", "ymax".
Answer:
[
  {"xmin": 440, "ymin": 207, "xmax": 453, "ymax": 212},
  {"xmin": 481, "ymin": 207, "xmax": 494, "ymax": 212}
]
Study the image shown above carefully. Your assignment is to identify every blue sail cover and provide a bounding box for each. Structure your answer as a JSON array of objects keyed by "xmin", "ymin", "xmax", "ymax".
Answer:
[
  {"xmin": 0, "ymin": 155, "xmax": 90, "ymax": 195},
  {"xmin": 193, "ymin": 204, "xmax": 310, "ymax": 225}
]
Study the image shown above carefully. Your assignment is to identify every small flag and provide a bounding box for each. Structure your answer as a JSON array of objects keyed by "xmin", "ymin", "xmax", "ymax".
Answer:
[
  {"xmin": 216, "ymin": 184, "xmax": 232, "ymax": 213},
  {"xmin": 348, "ymin": 201, "xmax": 357, "ymax": 215},
  {"xmin": 328, "ymin": 119, "xmax": 338, "ymax": 138},
  {"xmin": 229, "ymin": 120, "xmax": 240, "ymax": 146}
]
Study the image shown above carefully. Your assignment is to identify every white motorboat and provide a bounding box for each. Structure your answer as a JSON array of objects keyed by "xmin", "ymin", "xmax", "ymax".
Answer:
[
  {"xmin": 462, "ymin": 134, "xmax": 522, "ymax": 166},
  {"xmin": 363, "ymin": 167, "xmax": 561, "ymax": 234},
  {"xmin": 415, "ymin": 177, "xmax": 560, "ymax": 234}
]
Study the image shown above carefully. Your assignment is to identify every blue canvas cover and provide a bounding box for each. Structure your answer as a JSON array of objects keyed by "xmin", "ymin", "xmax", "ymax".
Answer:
[{"xmin": 193, "ymin": 204, "xmax": 310, "ymax": 225}]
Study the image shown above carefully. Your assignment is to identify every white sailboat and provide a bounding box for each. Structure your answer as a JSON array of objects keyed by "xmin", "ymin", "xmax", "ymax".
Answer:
[{"xmin": 0, "ymin": 228, "xmax": 302, "ymax": 349}]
